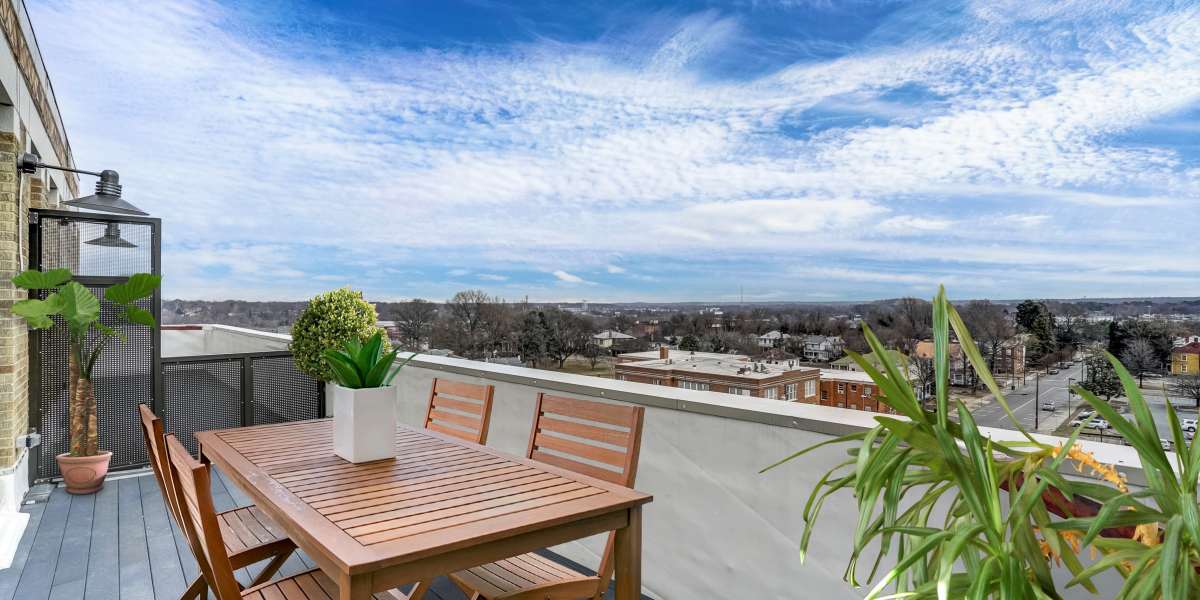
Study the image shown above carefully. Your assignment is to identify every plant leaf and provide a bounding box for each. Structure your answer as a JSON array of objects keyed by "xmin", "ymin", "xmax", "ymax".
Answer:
[
  {"xmin": 122, "ymin": 306, "xmax": 157, "ymax": 328},
  {"xmin": 104, "ymin": 273, "xmax": 161, "ymax": 305},
  {"xmin": 11, "ymin": 268, "xmax": 71, "ymax": 290},
  {"xmin": 57, "ymin": 282, "xmax": 100, "ymax": 329}
]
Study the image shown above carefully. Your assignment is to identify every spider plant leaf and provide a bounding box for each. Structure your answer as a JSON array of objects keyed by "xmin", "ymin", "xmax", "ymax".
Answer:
[
  {"xmin": 932, "ymin": 288, "xmax": 951, "ymax": 428},
  {"xmin": 1160, "ymin": 515, "xmax": 1184, "ymax": 600},
  {"xmin": 864, "ymin": 531, "xmax": 953, "ymax": 600},
  {"xmin": 761, "ymin": 431, "xmax": 867, "ymax": 472},
  {"xmin": 946, "ymin": 299, "xmax": 1038, "ymax": 444},
  {"xmin": 1164, "ymin": 399, "xmax": 1189, "ymax": 479},
  {"xmin": 936, "ymin": 523, "xmax": 984, "ymax": 600}
]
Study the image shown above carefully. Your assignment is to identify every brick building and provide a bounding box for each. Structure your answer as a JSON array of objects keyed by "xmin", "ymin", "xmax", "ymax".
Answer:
[
  {"xmin": 614, "ymin": 347, "xmax": 819, "ymax": 401},
  {"xmin": 0, "ymin": 0, "xmax": 79, "ymax": 553},
  {"xmin": 812, "ymin": 370, "xmax": 896, "ymax": 414}
]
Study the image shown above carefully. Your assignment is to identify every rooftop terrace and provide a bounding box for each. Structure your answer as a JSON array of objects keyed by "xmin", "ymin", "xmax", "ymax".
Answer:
[{"xmin": 4, "ymin": 327, "xmax": 1142, "ymax": 598}]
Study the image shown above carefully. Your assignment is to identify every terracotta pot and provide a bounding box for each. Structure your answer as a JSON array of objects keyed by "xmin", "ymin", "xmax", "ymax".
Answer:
[{"xmin": 56, "ymin": 450, "xmax": 112, "ymax": 494}]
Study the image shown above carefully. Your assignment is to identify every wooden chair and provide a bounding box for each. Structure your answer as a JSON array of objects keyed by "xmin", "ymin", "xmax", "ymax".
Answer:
[
  {"xmin": 139, "ymin": 405, "xmax": 295, "ymax": 599},
  {"xmin": 444, "ymin": 393, "xmax": 645, "ymax": 600},
  {"xmin": 164, "ymin": 432, "xmax": 409, "ymax": 600},
  {"xmin": 422, "ymin": 378, "xmax": 495, "ymax": 445}
]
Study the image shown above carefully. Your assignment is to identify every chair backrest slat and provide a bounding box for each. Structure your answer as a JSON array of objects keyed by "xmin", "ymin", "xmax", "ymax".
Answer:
[
  {"xmin": 139, "ymin": 405, "xmax": 183, "ymax": 528},
  {"xmin": 165, "ymin": 434, "xmax": 242, "ymax": 600},
  {"xmin": 524, "ymin": 393, "xmax": 644, "ymax": 596},
  {"xmin": 526, "ymin": 393, "xmax": 643, "ymax": 486},
  {"xmin": 423, "ymin": 378, "xmax": 495, "ymax": 444}
]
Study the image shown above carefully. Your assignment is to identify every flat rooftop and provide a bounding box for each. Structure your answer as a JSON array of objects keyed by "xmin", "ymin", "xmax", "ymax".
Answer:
[
  {"xmin": 817, "ymin": 369, "xmax": 876, "ymax": 383},
  {"xmin": 617, "ymin": 349, "xmax": 749, "ymax": 362},
  {"xmin": 620, "ymin": 356, "xmax": 816, "ymax": 380}
]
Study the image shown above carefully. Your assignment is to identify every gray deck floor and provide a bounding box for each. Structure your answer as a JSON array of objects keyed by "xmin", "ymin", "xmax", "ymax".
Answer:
[{"xmin": 0, "ymin": 470, "xmax": 637, "ymax": 600}]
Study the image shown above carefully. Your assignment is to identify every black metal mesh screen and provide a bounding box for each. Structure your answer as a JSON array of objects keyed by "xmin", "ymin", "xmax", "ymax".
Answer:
[
  {"xmin": 37, "ymin": 215, "xmax": 153, "ymax": 277},
  {"xmin": 34, "ymin": 287, "xmax": 156, "ymax": 477},
  {"xmin": 252, "ymin": 356, "xmax": 321, "ymax": 425},
  {"xmin": 161, "ymin": 359, "xmax": 244, "ymax": 454}
]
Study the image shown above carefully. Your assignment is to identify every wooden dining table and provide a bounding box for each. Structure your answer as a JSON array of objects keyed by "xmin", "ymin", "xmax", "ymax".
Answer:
[{"xmin": 196, "ymin": 419, "xmax": 652, "ymax": 600}]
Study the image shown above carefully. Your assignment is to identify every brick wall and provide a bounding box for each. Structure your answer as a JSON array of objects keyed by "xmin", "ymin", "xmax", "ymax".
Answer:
[{"xmin": 0, "ymin": 129, "xmax": 27, "ymax": 467}]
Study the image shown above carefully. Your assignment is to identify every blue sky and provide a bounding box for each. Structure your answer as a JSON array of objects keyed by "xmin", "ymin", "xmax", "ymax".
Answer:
[{"xmin": 28, "ymin": 0, "xmax": 1200, "ymax": 302}]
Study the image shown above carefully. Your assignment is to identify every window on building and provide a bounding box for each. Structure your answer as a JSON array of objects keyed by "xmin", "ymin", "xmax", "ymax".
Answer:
[
  {"xmin": 804, "ymin": 380, "xmax": 816, "ymax": 398},
  {"xmin": 616, "ymin": 375, "xmax": 625, "ymax": 381},
  {"xmin": 821, "ymin": 390, "xmax": 828, "ymax": 400},
  {"xmin": 864, "ymin": 386, "xmax": 872, "ymax": 397},
  {"xmin": 764, "ymin": 387, "xmax": 778, "ymax": 400},
  {"xmin": 729, "ymin": 387, "xmax": 750, "ymax": 396},
  {"xmin": 837, "ymin": 383, "xmax": 845, "ymax": 393},
  {"xmin": 785, "ymin": 383, "xmax": 796, "ymax": 401},
  {"xmin": 851, "ymin": 384, "xmax": 858, "ymax": 392},
  {"xmin": 679, "ymin": 380, "xmax": 710, "ymax": 391}
]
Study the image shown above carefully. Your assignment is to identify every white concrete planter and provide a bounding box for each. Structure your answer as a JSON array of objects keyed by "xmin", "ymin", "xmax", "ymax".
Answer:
[{"xmin": 329, "ymin": 383, "xmax": 396, "ymax": 463}]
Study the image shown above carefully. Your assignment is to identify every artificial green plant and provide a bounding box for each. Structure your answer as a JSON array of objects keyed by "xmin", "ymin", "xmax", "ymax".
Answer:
[{"xmin": 9, "ymin": 268, "xmax": 160, "ymax": 456}]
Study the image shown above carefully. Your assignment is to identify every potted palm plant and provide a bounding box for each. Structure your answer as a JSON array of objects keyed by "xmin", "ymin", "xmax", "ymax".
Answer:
[
  {"xmin": 9, "ymin": 268, "xmax": 160, "ymax": 494},
  {"xmin": 323, "ymin": 331, "xmax": 413, "ymax": 463}
]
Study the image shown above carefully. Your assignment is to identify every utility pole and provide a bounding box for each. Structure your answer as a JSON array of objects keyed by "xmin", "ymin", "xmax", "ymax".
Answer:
[
  {"xmin": 1034, "ymin": 371, "xmax": 1041, "ymax": 431},
  {"xmin": 1067, "ymin": 376, "xmax": 1074, "ymax": 415}
]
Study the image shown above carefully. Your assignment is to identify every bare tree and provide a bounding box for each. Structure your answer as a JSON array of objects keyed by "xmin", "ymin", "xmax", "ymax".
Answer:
[
  {"xmin": 393, "ymin": 299, "xmax": 436, "ymax": 351},
  {"xmin": 442, "ymin": 290, "xmax": 494, "ymax": 358},
  {"xmin": 960, "ymin": 300, "xmax": 1015, "ymax": 374},
  {"xmin": 1120, "ymin": 338, "xmax": 1159, "ymax": 387},
  {"xmin": 1170, "ymin": 375, "xmax": 1200, "ymax": 409}
]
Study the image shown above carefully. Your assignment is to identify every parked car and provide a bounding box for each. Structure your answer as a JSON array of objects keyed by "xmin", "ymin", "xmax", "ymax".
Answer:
[
  {"xmin": 1047, "ymin": 368, "xmax": 1059, "ymax": 375},
  {"xmin": 1093, "ymin": 419, "xmax": 1110, "ymax": 430},
  {"xmin": 1160, "ymin": 438, "xmax": 1173, "ymax": 451},
  {"xmin": 1070, "ymin": 418, "xmax": 1086, "ymax": 428},
  {"xmin": 1078, "ymin": 410, "xmax": 1094, "ymax": 419},
  {"xmin": 1040, "ymin": 401, "xmax": 1056, "ymax": 411},
  {"xmin": 1183, "ymin": 419, "xmax": 1197, "ymax": 433}
]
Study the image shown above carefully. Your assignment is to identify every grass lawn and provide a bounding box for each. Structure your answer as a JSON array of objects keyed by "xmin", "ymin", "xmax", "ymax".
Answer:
[{"xmin": 547, "ymin": 355, "xmax": 614, "ymax": 378}]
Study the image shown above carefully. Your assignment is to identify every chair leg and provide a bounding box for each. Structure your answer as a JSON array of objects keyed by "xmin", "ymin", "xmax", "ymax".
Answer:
[
  {"xmin": 179, "ymin": 575, "xmax": 207, "ymax": 600},
  {"xmin": 396, "ymin": 580, "xmax": 432, "ymax": 600},
  {"xmin": 248, "ymin": 549, "xmax": 294, "ymax": 587}
]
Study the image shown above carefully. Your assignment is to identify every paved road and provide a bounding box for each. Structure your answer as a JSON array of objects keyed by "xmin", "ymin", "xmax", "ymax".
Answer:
[
  {"xmin": 973, "ymin": 368, "xmax": 1200, "ymax": 444},
  {"xmin": 971, "ymin": 363, "xmax": 1084, "ymax": 433}
]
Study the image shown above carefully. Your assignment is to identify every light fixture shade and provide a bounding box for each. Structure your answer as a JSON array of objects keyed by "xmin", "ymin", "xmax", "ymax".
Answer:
[
  {"xmin": 85, "ymin": 223, "xmax": 137, "ymax": 248},
  {"xmin": 63, "ymin": 170, "xmax": 148, "ymax": 216}
]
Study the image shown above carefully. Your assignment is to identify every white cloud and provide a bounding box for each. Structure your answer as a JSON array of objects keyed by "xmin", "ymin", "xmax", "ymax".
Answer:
[
  {"xmin": 552, "ymin": 270, "xmax": 588, "ymax": 284},
  {"xmin": 877, "ymin": 216, "xmax": 955, "ymax": 235},
  {"xmin": 26, "ymin": 0, "xmax": 1200, "ymax": 300},
  {"xmin": 477, "ymin": 274, "xmax": 509, "ymax": 281}
]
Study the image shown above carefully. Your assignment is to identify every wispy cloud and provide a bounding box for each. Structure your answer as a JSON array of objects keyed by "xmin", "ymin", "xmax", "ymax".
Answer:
[{"xmin": 27, "ymin": 0, "xmax": 1200, "ymax": 300}]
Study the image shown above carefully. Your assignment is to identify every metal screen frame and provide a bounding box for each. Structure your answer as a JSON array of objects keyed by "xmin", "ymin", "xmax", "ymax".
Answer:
[
  {"xmin": 27, "ymin": 209, "xmax": 162, "ymax": 481},
  {"xmin": 159, "ymin": 350, "xmax": 323, "ymax": 454}
]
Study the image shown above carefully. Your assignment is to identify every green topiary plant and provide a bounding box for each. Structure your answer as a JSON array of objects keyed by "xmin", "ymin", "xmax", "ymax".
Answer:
[{"xmin": 290, "ymin": 288, "xmax": 389, "ymax": 382}]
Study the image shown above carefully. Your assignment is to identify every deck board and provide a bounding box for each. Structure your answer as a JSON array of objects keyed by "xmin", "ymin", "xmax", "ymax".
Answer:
[
  {"xmin": 49, "ymin": 491, "xmax": 94, "ymax": 600},
  {"xmin": 2, "ymin": 470, "xmax": 645, "ymax": 600},
  {"xmin": 12, "ymin": 483, "xmax": 71, "ymax": 600},
  {"xmin": 116, "ymin": 478, "xmax": 154, "ymax": 600},
  {"xmin": 84, "ymin": 482, "xmax": 119, "ymax": 600}
]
